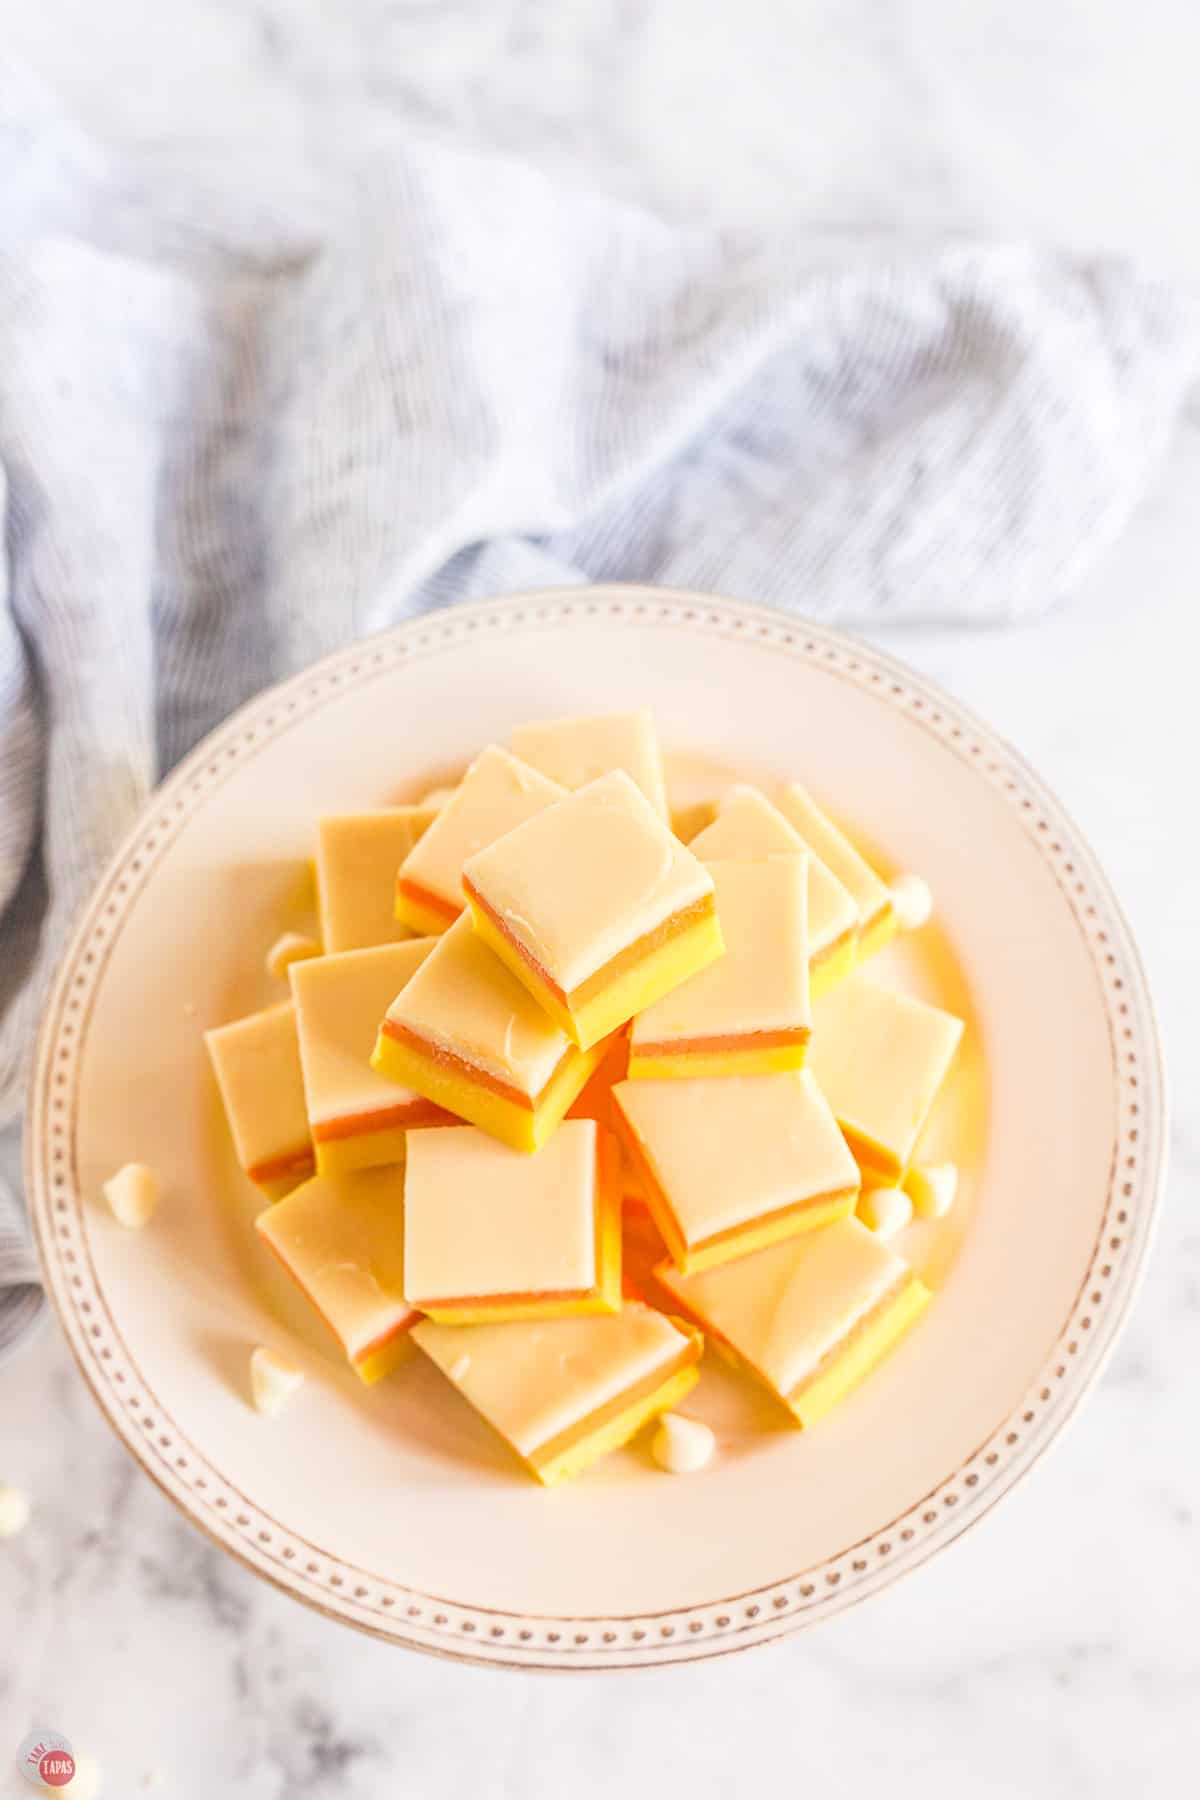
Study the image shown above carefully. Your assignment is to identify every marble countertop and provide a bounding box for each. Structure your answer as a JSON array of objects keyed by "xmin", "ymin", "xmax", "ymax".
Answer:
[{"xmin": 2, "ymin": 6, "xmax": 1199, "ymax": 1797}]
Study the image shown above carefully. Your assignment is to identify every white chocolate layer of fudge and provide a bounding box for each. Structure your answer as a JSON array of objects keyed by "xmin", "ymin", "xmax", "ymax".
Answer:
[
  {"xmin": 776, "ymin": 782, "xmax": 894, "ymax": 948},
  {"xmin": 316, "ymin": 807, "xmax": 435, "ymax": 952},
  {"xmin": 413, "ymin": 1303, "xmax": 701, "ymax": 1483},
  {"xmin": 629, "ymin": 857, "xmax": 809, "ymax": 1074},
  {"xmin": 205, "ymin": 1002, "xmax": 313, "ymax": 1195},
  {"xmin": 807, "ymin": 975, "xmax": 964, "ymax": 1180},
  {"xmin": 510, "ymin": 708, "xmax": 669, "ymax": 818},
  {"xmin": 657, "ymin": 1214, "xmax": 929, "ymax": 1426},
  {"xmin": 394, "ymin": 746, "xmax": 566, "ymax": 933},
  {"xmin": 402, "ymin": 1119, "xmax": 620, "ymax": 1319},
  {"xmin": 689, "ymin": 785, "xmax": 858, "ymax": 978},
  {"xmin": 291, "ymin": 939, "xmax": 450, "ymax": 1170},
  {"xmin": 612, "ymin": 1069, "xmax": 859, "ymax": 1272}
]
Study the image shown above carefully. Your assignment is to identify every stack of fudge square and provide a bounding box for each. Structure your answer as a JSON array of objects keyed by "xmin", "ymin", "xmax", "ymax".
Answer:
[{"xmin": 207, "ymin": 711, "xmax": 963, "ymax": 1486}]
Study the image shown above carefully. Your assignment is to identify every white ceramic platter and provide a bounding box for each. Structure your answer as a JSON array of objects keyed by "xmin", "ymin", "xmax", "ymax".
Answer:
[{"xmin": 27, "ymin": 587, "xmax": 1165, "ymax": 1669}]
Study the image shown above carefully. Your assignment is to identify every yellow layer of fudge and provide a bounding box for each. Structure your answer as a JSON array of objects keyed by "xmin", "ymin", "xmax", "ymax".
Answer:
[
  {"xmin": 291, "ymin": 940, "xmax": 454, "ymax": 1175},
  {"xmin": 316, "ymin": 807, "xmax": 435, "ymax": 952},
  {"xmin": 657, "ymin": 1215, "xmax": 930, "ymax": 1428},
  {"xmin": 775, "ymin": 782, "xmax": 895, "ymax": 958},
  {"xmin": 403, "ymin": 1119, "xmax": 621, "ymax": 1322},
  {"xmin": 463, "ymin": 770, "xmax": 723, "ymax": 1051},
  {"xmin": 413, "ymin": 1304, "xmax": 702, "ymax": 1485},
  {"xmin": 689, "ymin": 785, "xmax": 858, "ymax": 994},
  {"xmin": 510, "ymin": 707, "xmax": 670, "ymax": 819},
  {"xmin": 612, "ymin": 1070, "xmax": 860, "ymax": 1274},
  {"xmin": 394, "ymin": 746, "xmax": 565, "ymax": 934},
  {"xmin": 372, "ymin": 912, "xmax": 609, "ymax": 1152},
  {"xmin": 808, "ymin": 975, "xmax": 964, "ymax": 1181},
  {"xmin": 255, "ymin": 1166, "xmax": 415, "ymax": 1383},
  {"xmin": 628, "ymin": 857, "xmax": 810, "ymax": 1077},
  {"xmin": 205, "ymin": 1003, "xmax": 314, "ymax": 1197}
]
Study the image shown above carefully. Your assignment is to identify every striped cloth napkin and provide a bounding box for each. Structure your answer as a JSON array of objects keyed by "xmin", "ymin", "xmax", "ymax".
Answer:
[{"xmin": 1, "ymin": 66, "xmax": 1197, "ymax": 1358}]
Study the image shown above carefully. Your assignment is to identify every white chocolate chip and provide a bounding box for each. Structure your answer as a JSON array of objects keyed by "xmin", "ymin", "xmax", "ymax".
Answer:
[
  {"xmin": 858, "ymin": 1186, "xmax": 913, "ymax": 1238},
  {"xmin": 651, "ymin": 1413, "xmax": 716, "ymax": 1475},
  {"xmin": 0, "ymin": 1482, "xmax": 31, "ymax": 1537},
  {"xmin": 57, "ymin": 1753, "xmax": 102, "ymax": 1798},
  {"xmin": 890, "ymin": 873, "xmax": 933, "ymax": 931},
  {"xmin": 905, "ymin": 1162, "xmax": 959, "ymax": 1220},
  {"xmin": 265, "ymin": 932, "xmax": 321, "ymax": 981},
  {"xmin": 249, "ymin": 1346, "xmax": 306, "ymax": 1417},
  {"xmin": 449, "ymin": 1353, "xmax": 472, "ymax": 1382},
  {"xmin": 102, "ymin": 1164, "xmax": 159, "ymax": 1229}
]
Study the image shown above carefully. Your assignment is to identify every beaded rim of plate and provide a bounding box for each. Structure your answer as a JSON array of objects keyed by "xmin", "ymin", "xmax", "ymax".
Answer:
[{"xmin": 27, "ymin": 586, "xmax": 1166, "ymax": 1670}]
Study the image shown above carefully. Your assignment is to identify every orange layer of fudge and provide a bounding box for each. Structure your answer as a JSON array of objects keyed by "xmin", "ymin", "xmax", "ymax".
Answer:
[
  {"xmin": 612, "ymin": 1069, "xmax": 860, "ymax": 1274},
  {"xmin": 657, "ymin": 1215, "xmax": 930, "ymax": 1428},
  {"xmin": 205, "ymin": 1003, "xmax": 314, "ymax": 1197},
  {"xmin": 413, "ymin": 1303, "xmax": 702, "ymax": 1486},
  {"xmin": 372, "ymin": 913, "xmax": 609, "ymax": 1152},
  {"xmin": 807, "ymin": 975, "xmax": 964, "ymax": 1181},
  {"xmin": 510, "ymin": 708, "xmax": 669, "ymax": 818},
  {"xmin": 291, "ymin": 939, "xmax": 454, "ymax": 1175},
  {"xmin": 255, "ymin": 1165, "xmax": 415, "ymax": 1383},
  {"xmin": 628, "ymin": 857, "xmax": 810, "ymax": 1077},
  {"xmin": 776, "ymin": 782, "xmax": 895, "ymax": 958},
  {"xmin": 689, "ymin": 785, "xmax": 858, "ymax": 993},
  {"xmin": 403, "ymin": 1119, "xmax": 621, "ymax": 1322},
  {"xmin": 393, "ymin": 746, "xmax": 565, "ymax": 935},
  {"xmin": 463, "ymin": 770, "xmax": 723, "ymax": 1051},
  {"xmin": 316, "ymin": 807, "xmax": 435, "ymax": 952}
]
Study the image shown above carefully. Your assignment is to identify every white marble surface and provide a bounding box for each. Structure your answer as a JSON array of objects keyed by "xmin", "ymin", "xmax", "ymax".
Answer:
[{"xmin": 2, "ymin": 6, "xmax": 1200, "ymax": 1796}]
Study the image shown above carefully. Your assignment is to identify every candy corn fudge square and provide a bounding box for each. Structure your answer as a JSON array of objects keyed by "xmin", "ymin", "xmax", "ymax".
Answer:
[
  {"xmin": 372, "ymin": 913, "xmax": 610, "ymax": 1152},
  {"xmin": 628, "ymin": 857, "xmax": 810, "ymax": 1078},
  {"xmin": 775, "ymin": 782, "xmax": 895, "ymax": 959},
  {"xmin": 413, "ymin": 1304, "xmax": 702, "ymax": 1486},
  {"xmin": 403, "ymin": 1120, "xmax": 621, "ymax": 1323},
  {"xmin": 612, "ymin": 1070, "xmax": 859, "ymax": 1274},
  {"xmin": 205, "ymin": 1003, "xmax": 314, "ymax": 1197},
  {"xmin": 316, "ymin": 807, "xmax": 436, "ymax": 952},
  {"xmin": 510, "ymin": 708, "xmax": 670, "ymax": 818},
  {"xmin": 463, "ymin": 770, "xmax": 723, "ymax": 1051},
  {"xmin": 808, "ymin": 976, "xmax": 964, "ymax": 1182},
  {"xmin": 290, "ymin": 940, "xmax": 454, "ymax": 1176},
  {"xmin": 255, "ymin": 1166, "xmax": 414, "ymax": 1383},
  {"xmin": 689, "ymin": 785, "xmax": 858, "ymax": 994},
  {"xmin": 657, "ymin": 1215, "xmax": 929, "ymax": 1428},
  {"xmin": 393, "ymin": 746, "xmax": 565, "ymax": 935}
]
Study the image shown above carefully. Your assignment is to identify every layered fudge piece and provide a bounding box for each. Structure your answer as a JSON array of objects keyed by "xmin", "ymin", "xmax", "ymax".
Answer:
[
  {"xmin": 628, "ymin": 857, "xmax": 810, "ymax": 1078},
  {"xmin": 689, "ymin": 785, "xmax": 858, "ymax": 994},
  {"xmin": 657, "ymin": 1215, "xmax": 929, "ymax": 1428},
  {"xmin": 393, "ymin": 746, "xmax": 565, "ymax": 935},
  {"xmin": 776, "ymin": 782, "xmax": 895, "ymax": 958},
  {"xmin": 413, "ymin": 1304, "xmax": 702, "ymax": 1486},
  {"xmin": 316, "ymin": 807, "xmax": 435, "ymax": 952},
  {"xmin": 612, "ymin": 1070, "xmax": 859, "ymax": 1274},
  {"xmin": 205, "ymin": 1003, "xmax": 314, "ymax": 1197},
  {"xmin": 463, "ymin": 770, "xmax": 723, "ymax": 1051},
  {"xmin": 403, "ymin": 1119, "xmax": 621, "ymax": 1322},
  {"xmin": 371, "ymin": 913, "xmax": 609, "ymax": 1152},
  {"xmin": 808, "ymin": 976, "xmax": 964, "ymax": 1181},
  {"xmin": 290, "ymin": 939, "xmax": 454, "ymax": 1175},
  {"xmin": 510, "ymin": 708, "xmax": 669, "ymax": 818},
  {"xmin": 255, "ymin": 1165, "xmax": 414, "ymax": 1383}
]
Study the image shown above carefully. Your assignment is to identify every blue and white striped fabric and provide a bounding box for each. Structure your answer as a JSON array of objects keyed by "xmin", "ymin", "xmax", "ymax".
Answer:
[{"xmin": 0, "ymin": 67, "xmax": 1197, "ymax": 1357}]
